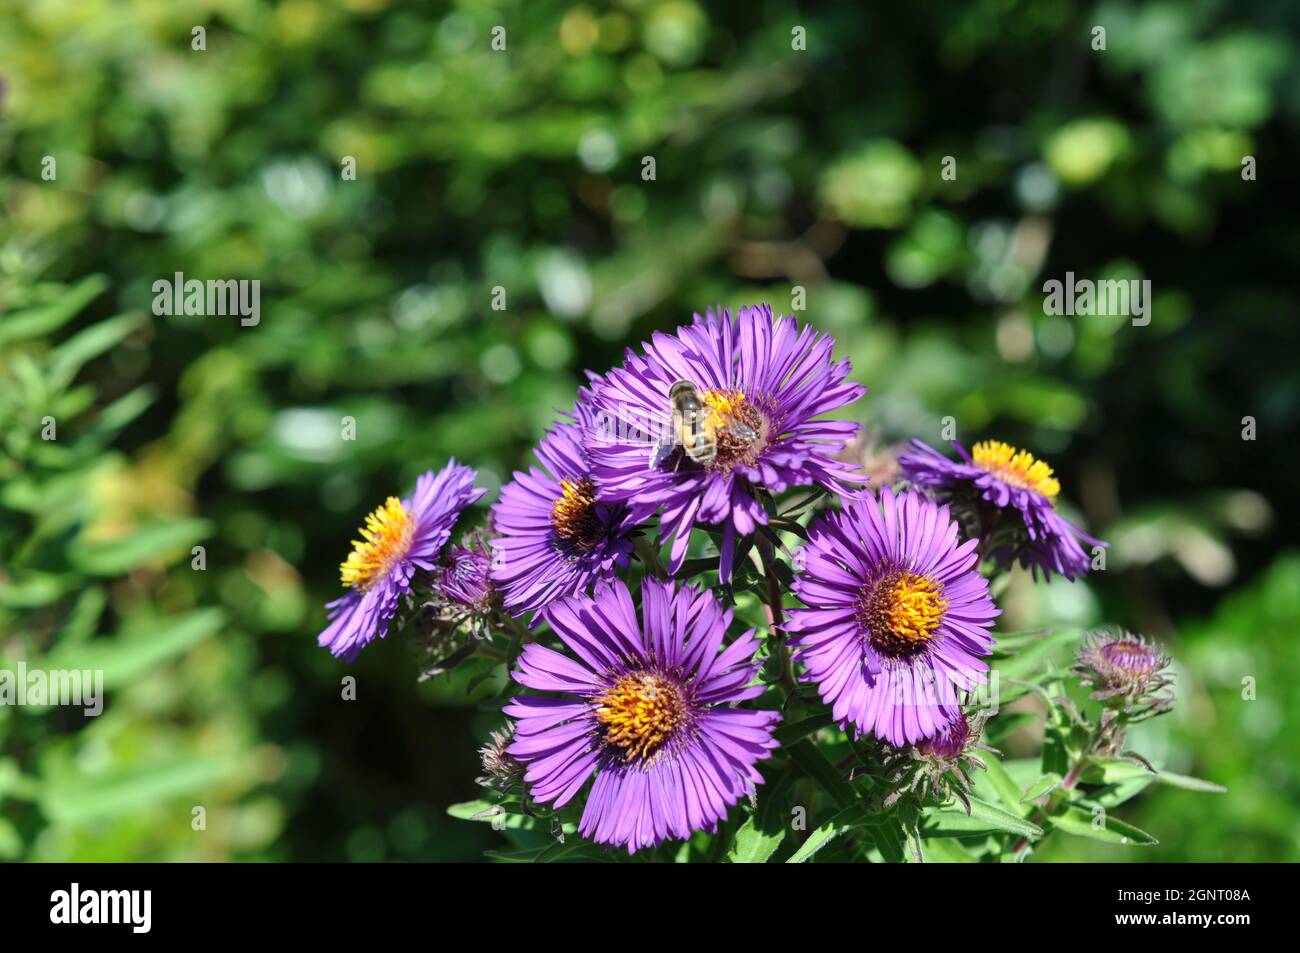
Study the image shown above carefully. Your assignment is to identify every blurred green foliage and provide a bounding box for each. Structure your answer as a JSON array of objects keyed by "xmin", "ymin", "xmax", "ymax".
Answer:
[{"xmin": 1, "ymin": 0, "xmax": 1297, "ymax": 861}]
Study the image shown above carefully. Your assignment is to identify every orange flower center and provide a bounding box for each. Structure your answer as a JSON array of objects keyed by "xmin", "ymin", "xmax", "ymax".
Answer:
[
  {"xmin": 859, "ymin": 569, "xmax": 948, "ymax": 658},
  {"xmin": 595, "ymin": 672, "xmax": 689, "ymax": 762},
  {"xmin": 339, "ymin": 496, "xmax": 415, "ymax": 591},
  {"xmin": 550, "ymin": 477, "xmax": 605, "ymax": 554},
  {"xmin": 972, "ymin": 440, "xmax": 1060, "ymax": 501}
]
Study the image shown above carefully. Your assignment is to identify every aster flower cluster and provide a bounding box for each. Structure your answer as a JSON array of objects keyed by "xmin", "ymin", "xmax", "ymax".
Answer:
[{"xmin": 311, "ymin": 302, "xmax": 1215, "ymax": 861}]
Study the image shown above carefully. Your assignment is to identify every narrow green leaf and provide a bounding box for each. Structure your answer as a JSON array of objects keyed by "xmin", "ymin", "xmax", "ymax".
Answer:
[
  {"xmin": 1092, "ymin": 777, "xmax": 1154, "ymax": 810},
  {"xmin": 786, "ymin": 805, "xmax": 865, "ymax": 863},
  {"xmin": 866, "ymin": 817, "xmax": 907, "ymax": 863},
  {"xmin": 47, "ymin": 313, "xmax": 145, "ymax": 390},
  {"xmin": 916, "ymin": 836, "xmax": 978, "ymax": 862},
  {"xmin": 38, "ymin": 754, "xmax": 243, "ymax": 825},
  {"xmin": 446, "ymin": 799, "xmax": 542, "ymax": 832},
  {"xmin": 0, "ymin": 571, "xmax": 73, "ymax": 609},
  {"xmin": 922, "ymin": 796, "xmax": 1043, "ymax": 838},
  {"xmin": 0, "ymin": 817, "xmax": 20, "ymax": 860},
  {"xmin": 447, "ymin": 799, "xmax": 502, "ymax": 820},
  {"xmin": 58, "ymin": 586, "xmax": 108, "ymax": 645},
  {"xmin": 992, "ymin": 628, "xmax": 1084, "ymax": 682},
  {"xmin": 484, "ymin": 847, "xmax": 549, "ymax": 862},
  {"xmin": 1083, "ymin": 757, "xmax": 1225, "ymax": 793},
  {"xmin": 1151, "ymin": 770, "xmax": 1227, "ymax": 794},
  {"xmin": 1082, "ymin": 757, "xmax": 1154, "ymax": 784},
  {"xmin": 43, "ymin": 608, "xmax": 223, "ymax": 691},
  {"xmin": 773, "ymin": 712, "xmax": 833, "ymax": 745},
  {"xmin": 1051, "ymin": 805, "xmax": 1159, "ymax": 846},
  {"xmin": 786, "ymin": 740, "xmax": 854, "ymax": 807},
  {"xmin": 0, "ymin": 275, "xmax": 108, "ymax": 346},
  {"xmin": 979, "ymin": 750, "xmax": 1025, "ymax": 812},
  {"xmin": 533, "ymin": 838, "xmax": 589, "ymax": 863},
  {"xmin": 68, "ymin": 518, "xmax": 212, "ymax": 575},
  {"xmin": 76, "ymin": 385, "xmax": 157, "ymax": 449},
  {"xmin": 1020, "ymin": 772, "xmax": 1064, "ymax": 803}
]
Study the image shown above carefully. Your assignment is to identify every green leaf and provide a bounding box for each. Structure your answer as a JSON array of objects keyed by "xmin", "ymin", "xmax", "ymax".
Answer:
[
  {"xmin": 45, "ymin": 313, "xmax": 145, "ymax": 391},
  {"xmin": 533, "ymin": 838, "xmax": 590, "ymax": 863},
  {"xmin": 1051, "ymin": 805, "xmax": 1159, "ymax": 846},
  {"xmin": 1081, "ymin": 757, "xmax": 1154, "ymax": 784},
  {"xmin": 1040, "ymin": 708, "xmax": 1073, "ymax": 777},
  {"xmin": 1082, "ymin": 757, "xmax": 1225, "ymax": 793},
  {"xmin": 726, "ymin": 813, "xmax": 786, "ymax": 863},
  {"xmin": 786, "ymin": 805, "xmax": 866, "ymax": 863},
  {"xmin": 992, "ymin": 627, "xmax": 1083, "ymax": 682},
  {"xmin": 773, "ymin": 712, "xmax": 833, "ymax": 745},
  {"xmin": 997, "ymin": 675, "xmax": 1068, "ymax": 706},
  {"xmin": 1020, "ymin": 772, "xmax": 1064, "ymax": 803},
  {"xmin": 1151, "ymin": 770, "xmax": 1227, "ymax": 794},
  {"xmin": 43, "ymin": 608, "xmax": 223, "ymax": 692},
  {"xmin": 0, "ymin": 571, "xmax": 74, "ymax": 609},
  {"xmin": 0, "ymin": 817, "xmax": 23, "ymax": 860},
  {"xmin": 866, "ymin": 816, "xmax": 907, "ymax": 863},
  {"xmin": 1092, "ymin": 777, "xmax": 1154, "ymax": 810},
  {"xmin": 483, "ymin": 847, "xmax": 549, "ymax": 862},
  {"xmin": 786, "ymin": 740, "xmax": 854, "ymax": 807},
  {"xmin": 922, "ymin": 796, "xmax": 1043, "ymax": 838},
  {"xmin": 446, "ymin": 799, "xmax": 502, "ymax": 821},
  {"xmin": 75, "ymin": 385, "xmax": 157, "ymax": 450},
  {"xmin": 916, "ymin": 836, "xmax": 978, "ymax": 862},
  {"xmin": 979, "ymin": 750, "xmax": 1026, "ymax": 812},
  {"xmin": 446, "ymin": 799, "xmax": 544, "ymax": 832},
  {"xmin": 68, "ymin": 518, "xmax": 212, "ymax": 575},
  {"xmin": 38, "ymin": 754, "xmax": 244, "ymax": 826},
  {"xmin": 0, "ymin": 276, "xmax": 108, "ymax": 346},
  {"xmin": 58, "ymin": 586, "xmax": 108, "ymax": 645}
]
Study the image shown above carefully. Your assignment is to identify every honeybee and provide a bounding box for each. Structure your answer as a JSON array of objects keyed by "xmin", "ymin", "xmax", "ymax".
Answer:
[{"xmin": 649, "ymin": 379, "xmax": 757, "ymax": 469}]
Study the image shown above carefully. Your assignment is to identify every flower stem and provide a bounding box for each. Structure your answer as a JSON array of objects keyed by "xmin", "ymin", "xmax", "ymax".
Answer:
[
  {"xmin": 1010, "ymin": 725, "xmax": 1100, "ymax": 859},
  {"xmin": 756, "ymin": 536, "xmax": 797, "ymax": 695},
  {"xmin": 633, "ymin": 535, "xmax": 668, "ymax": 580}
]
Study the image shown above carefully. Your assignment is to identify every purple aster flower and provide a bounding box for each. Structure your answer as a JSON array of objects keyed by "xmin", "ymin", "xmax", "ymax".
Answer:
[
  {"xmin": 504, "ymin": 577, "xmax": 780, "ymax": 853},
  {"xmin": 587, "ymin": 303, "xmax": 865, "ymax": 582},
  {"xmin": 317, "ymin": 460, "xmax": 483, "ymax": 662},
  {"xmin": 784, "ymin": 487, "xmax": 999, "ymax": 746},
  {"xmin": 490, "ymin": 393, "xmax": 636, "ymax": 617},
  {"xmin": 899, "ymin": 439, "xmax": 1106, "ymax": 580}
]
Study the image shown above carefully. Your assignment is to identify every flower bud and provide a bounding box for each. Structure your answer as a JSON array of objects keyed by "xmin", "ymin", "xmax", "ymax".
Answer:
[{"xmin": 1072, "ymin": 630, "xmax": 1173, "ymax": 712}]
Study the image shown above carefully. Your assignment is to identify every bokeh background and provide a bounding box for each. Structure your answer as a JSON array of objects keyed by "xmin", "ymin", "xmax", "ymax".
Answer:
[{"xmin": 2, "ymin": 0, "xmax": 1298, "ymax": 862}]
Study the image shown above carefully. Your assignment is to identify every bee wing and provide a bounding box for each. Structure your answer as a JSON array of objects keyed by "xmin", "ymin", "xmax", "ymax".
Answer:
[
  {"xmin": 649, "ymin": 438, "xmax": 676, "ymax": 469},
  {"xmin": 720, "ymin": 419, "xmax": 757, "ymax": 442}
]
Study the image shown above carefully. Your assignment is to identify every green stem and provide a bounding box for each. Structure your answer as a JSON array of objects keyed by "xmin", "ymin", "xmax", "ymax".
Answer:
[
  {"xmin": 1010, "ymin": 721, "xmax": 1104, "ymax": 859},
  {"xmin": 756, "ymin": 536, "xmax": 797, "ymax": 695},
  {"xmin": 633, "ymin": 535, "xmax": 668, "ymax": 580}
]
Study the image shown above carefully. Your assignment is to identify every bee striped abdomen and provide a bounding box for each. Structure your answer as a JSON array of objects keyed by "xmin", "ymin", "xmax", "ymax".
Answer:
[{"xmin": 669, "ymin": 380, "xmax": 718, "ymax": 464}]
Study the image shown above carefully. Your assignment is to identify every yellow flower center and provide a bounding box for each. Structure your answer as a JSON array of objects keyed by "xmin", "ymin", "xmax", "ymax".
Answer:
[
  {"xmin": 698, "ymin": 388, "xmax": 766, "ymax": 467},
  {"xmin": 971, "ymin": 440, "xmax": 1060, "ymax": 501},
  {"xmin": 550, "ymin": 476, "xmax": 604, "ymax": 554},
  {"xmin": 700, "ymin": 388, "xmax": 747, "ymax": 423},
  {"xmin": 859, "ymin": 569, "xmax": 948, "ymax": 658},
  {"xmin": 595, "ymin": 671, "xmax": 689, "ymax": 762},
  {"xmin": 339, "ymin": 496, "xmax": 415, "ymax": 591}
]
